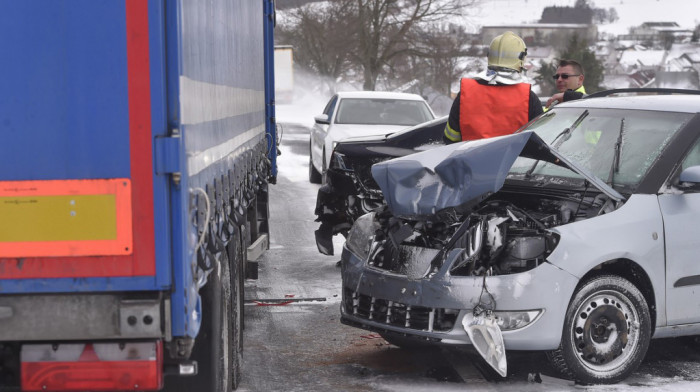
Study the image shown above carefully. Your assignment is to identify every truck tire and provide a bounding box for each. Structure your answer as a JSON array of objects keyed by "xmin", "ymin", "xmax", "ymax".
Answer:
[
  {"xmin": 231, "ymin": 226, "xmax": 247, "ymax": 335},
  {"xmin": 167, "ymin": 249, "xmax": 242, "ymax": 391},
  {"xmin": 256, "ymin": 183, "xmax": 270, "ymax": 247},
  {"xmin": 546, "ymin": 275, "xmax": 651, "ymax": 385},
  {"xmin": 231, "ymin": 233, "xmax": 244, "ymax": 379}
]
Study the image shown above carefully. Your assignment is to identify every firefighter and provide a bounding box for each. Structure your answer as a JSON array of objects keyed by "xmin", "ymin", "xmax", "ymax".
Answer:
[{"xmin": 443, "ymin": 31, "xmax": 543, "ymax": 144}]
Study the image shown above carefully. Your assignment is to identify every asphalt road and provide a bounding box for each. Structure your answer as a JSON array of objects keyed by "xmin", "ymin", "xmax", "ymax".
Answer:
[{"xmin": 237, "ymin": 121, "xmax": 700, "ymax": 392}]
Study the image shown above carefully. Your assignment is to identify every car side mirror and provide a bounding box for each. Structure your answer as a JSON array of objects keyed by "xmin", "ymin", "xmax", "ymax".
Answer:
[
  {"xmin": 679, "ymin": 165, "xmax": 700, "ymax": 190},
  {"xmin": 314, "ymin": 114, "xmax": 329, "ymax": 125}
]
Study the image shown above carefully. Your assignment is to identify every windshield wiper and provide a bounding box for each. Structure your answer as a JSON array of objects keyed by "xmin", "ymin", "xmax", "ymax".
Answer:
[
  {"xmin": 525, "ymin": 110, "xmax": 589, "ymax": 177},
  {"xmin": 607, "ymin": 118, "xmax": 625, "ymax": 186}
]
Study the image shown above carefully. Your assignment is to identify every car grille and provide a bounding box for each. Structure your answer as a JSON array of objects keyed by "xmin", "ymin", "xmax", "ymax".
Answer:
[
  {"xmin": 368, "ymin": 237, "xmax": 403, "ymax": 274},
  {"xmin": 343, "ymin": 287, "xmax": 457, "ymax": 332}
]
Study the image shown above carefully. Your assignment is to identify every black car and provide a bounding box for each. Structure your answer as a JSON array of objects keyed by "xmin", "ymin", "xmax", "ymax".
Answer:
[{"xmin": 314, "ymin": 116, "xmax": 447, "ymax": 255}]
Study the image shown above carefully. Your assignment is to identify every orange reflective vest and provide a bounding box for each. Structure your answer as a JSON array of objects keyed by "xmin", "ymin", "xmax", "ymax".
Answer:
[{"xmin": 458, "ymin": 78, "xmax": 530, "ymax": 141}]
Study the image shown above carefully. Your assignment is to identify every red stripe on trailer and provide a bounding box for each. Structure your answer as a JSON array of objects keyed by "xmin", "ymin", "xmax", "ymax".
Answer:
[
  {"xmin": 125, "ymin": 0, "xmax": 156, "ymax": 276},
  {"xmin": 0, "ymin": 1, "xmax": 155, "ymax": 279}
]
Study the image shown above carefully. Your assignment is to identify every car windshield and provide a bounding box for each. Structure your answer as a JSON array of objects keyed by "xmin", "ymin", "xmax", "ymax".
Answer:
[
  {"xmin": 510, "ymin": 107, "xmax": 693, "ymax": 191},
  {"xmin": 335, "ymin": 98, "xmax": 434, "ymax": 126}
]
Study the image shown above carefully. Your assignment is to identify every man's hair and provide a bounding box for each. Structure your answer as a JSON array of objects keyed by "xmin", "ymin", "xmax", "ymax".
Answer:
[{"xmin": 558, "ymin": 59, "xmax": 584, "ymax": 76}]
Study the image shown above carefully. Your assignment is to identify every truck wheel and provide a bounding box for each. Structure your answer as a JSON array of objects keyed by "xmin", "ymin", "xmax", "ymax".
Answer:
[
  {"xmin": 309, "ymin": 141, "xmax": 322, "ymax": 184},
  {"xmin": 169, "ymin": 250, "xmax": 241, "ymax": 391},
  {"xmin": 230, "ymin": 235, "xmax": 244, "ymax": 383},
  {"xmin": 232, "ymin": 226, "xmax": 247, "ymax": 335},
  {"xmin": 256, "ymin": 183, "xmax": 270, "ymax": 245},
  {"xmin": 546, "ymin": 275, "xmax": 651, "ymax": 384}
]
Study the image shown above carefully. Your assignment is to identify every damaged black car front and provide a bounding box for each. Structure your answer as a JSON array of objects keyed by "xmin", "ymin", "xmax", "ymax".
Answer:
[{"xmin": 314, "ymin": 116, "xmax": 447, "ymax": 256}]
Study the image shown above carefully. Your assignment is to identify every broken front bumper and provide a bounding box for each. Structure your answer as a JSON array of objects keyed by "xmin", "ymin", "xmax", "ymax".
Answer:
[{"xmin": 340, "ymin": 244, "xmax": 579, "ymax": 351}]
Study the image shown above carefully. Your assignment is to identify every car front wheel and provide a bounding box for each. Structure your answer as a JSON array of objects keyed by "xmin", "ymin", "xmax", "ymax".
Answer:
[
  {"xmin": 547, "ymin": 275, "xmax": 651, "ymax": 385},
  {"xmin": 309, "ymin": 141, "xmax": 322, "ymax": 184}
]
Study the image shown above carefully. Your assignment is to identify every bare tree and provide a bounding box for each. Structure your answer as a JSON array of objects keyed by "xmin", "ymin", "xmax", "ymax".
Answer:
[
  {"xmin": 275, "ymin": 2, "xmax": 356, "ymax": 94},
  {"xmin": 349, "ymin": 0, "xmax": 475, "ymax": 90},
  {"xmin": 277, "ymin": 0, "xmax": 477, "ymax": 93},
  {"xmin": 389, "ymin": 23, "xmax": 476, "ymax": 96}
]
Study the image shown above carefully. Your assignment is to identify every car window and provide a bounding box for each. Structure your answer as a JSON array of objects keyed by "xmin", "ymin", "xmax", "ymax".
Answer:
[
  {"xmin": 681, "ymin": 139, "xmax": 700, "ymax": 171},
  {"xmin": 334, "ymin": 98, "xmax": 433, "ymax": 126},
  {"xmin": 511, "ymin": 108, "xmax": 693, "ymax": 190},
  {"xmin": 323, "ymin": 95, "xmax": 338, "ymax": 118}
]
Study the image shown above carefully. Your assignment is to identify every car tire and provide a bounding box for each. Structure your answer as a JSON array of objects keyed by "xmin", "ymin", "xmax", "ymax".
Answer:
[
  {"xmin": 546, "ymin": 275, "xmax": 651, "ymax": 385},
  {"xmin": 309, "ymin": 141, "xmax": 322, "ymax": 184},
  {"xmin": 321, "ymin": 150, "xmax": 328, "ymax": 184}
]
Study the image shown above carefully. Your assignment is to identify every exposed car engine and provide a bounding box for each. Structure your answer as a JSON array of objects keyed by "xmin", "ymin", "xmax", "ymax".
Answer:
[{"xmin": 368, "ymin": 186, "xmax": 620, "ymax": 277}]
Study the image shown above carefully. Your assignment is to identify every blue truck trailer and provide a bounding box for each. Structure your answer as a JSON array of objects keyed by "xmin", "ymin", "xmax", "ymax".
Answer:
[{"xmin": 0, "ymin": 1, "xmax": 278, "ymax": 390}]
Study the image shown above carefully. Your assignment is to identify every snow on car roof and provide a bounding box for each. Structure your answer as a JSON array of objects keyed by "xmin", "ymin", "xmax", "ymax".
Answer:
[
  {"xmin": 335, "ymin": 91, "xmax": 427, "ymax": 101},
  {"xmin": 561, "ymin": 94, "xmax": 700, "ymax": 113}
]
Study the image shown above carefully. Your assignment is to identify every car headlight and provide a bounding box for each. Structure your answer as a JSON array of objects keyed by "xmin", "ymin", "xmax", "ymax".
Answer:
[
  {"xmin": 330, "ymin": 151, "xmax": 350, "ymax": 170},
  {"xmin": 493, "ymin": 310, "xmax": 543, "ymax": 331},
  {"xmin": 346, "ymin": 212, "xmax": 378, "ymax": 260}
]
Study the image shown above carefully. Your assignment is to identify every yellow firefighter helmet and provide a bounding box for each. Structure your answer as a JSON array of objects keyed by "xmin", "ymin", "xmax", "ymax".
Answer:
[{"xmin": 487, "ymin": 31, "xmax": 527, "ymax": 72}]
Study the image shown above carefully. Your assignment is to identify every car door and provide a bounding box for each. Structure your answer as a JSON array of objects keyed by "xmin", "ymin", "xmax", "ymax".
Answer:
[
  {"xmin": 311, "ymin": 95, "xmax": 337, "ymax": 171},
  {"xmin": 659, "ymin": 138, "xmax": 700, "ymax": 325}
]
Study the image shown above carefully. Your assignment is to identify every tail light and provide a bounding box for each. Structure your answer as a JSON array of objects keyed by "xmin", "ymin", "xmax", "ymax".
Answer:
[{"xmin": 21, "ymin": 341, "xmax": 162, "ymax": 391}]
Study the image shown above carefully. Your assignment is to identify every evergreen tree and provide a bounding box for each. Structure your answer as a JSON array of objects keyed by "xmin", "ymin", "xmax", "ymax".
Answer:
[
  {"xmin": 558, "ymin": 34, "xmax": 605, "ymax": 93},
  {"xmin": 534, "ymin": 60, "xmax": 557, "ymax": 96}
]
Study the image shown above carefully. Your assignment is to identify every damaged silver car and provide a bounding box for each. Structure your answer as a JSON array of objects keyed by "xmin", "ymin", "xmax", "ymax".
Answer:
[{"xmin": 340, "ymin": 92, "xmax": 700, "ymax": 384}]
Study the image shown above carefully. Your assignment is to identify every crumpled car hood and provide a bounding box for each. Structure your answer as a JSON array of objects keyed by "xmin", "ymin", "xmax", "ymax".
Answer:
[{"xmin": 371, "ymin": 130, "xmax": 624, "ymax": 218}]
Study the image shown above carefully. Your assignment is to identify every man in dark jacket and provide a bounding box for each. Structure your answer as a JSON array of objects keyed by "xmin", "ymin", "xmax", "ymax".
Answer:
[{"xmin": 444, "ymin": 31, "xmax": 543, "ymax": 144}]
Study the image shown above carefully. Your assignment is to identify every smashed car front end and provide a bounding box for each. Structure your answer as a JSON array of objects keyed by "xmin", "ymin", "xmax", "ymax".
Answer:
[
  {"xmin": 314, "ymin": 146, "xmax": 391, "ymax": 255},
  {"xmin": 315, "ymin": 117, "xmax": 447, "ymax": 255},
  {"xmin": 340, "ymin": 205, "xmax": 579, "ymax": 351},
  {"xmin": 339, "ymin": 130, "xmax": 627, "ymax": 352}
]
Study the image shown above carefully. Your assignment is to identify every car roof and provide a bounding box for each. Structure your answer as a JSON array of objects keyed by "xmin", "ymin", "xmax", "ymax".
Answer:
[
  {"xmin": 335, "ymin": 91, "xmax": 427, "ymax": 101},
  {"xmin": 559, "ymin": 94, "xmax": 700, "ymax": 113}
]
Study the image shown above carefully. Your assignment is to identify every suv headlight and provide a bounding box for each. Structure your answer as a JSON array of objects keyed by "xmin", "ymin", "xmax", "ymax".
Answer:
[{"xmin": 346, "ymin": 212, "xmax": 377, "ymax": 260}]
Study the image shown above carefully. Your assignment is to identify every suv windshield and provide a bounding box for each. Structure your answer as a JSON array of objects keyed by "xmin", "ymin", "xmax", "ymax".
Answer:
[
  {"xmin": 335, "ymin": 98, "xmax": 433, "ymax": 126},
  {"xmin": 510, "ymin": 108, "xmax": 692, "ymax": 191}
]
